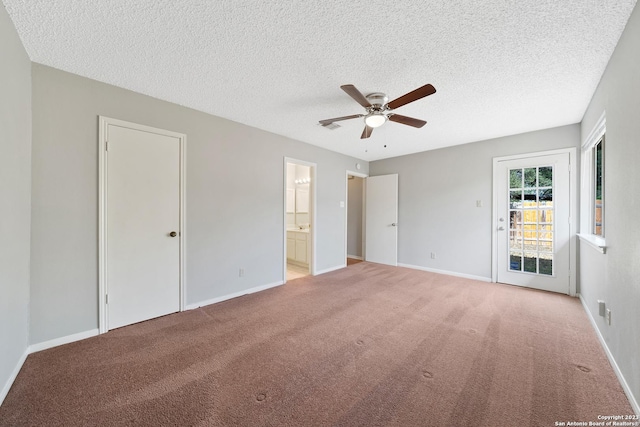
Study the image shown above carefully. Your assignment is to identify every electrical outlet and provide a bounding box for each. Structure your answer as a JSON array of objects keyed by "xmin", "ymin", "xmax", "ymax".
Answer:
[
  {"xmin": 431, "ymin": 252, "xmax": 436, "ymax": 259},
  {"xmin": 606, "ymin": 309, "xmax": 611, "ymax": 325},
  {"xmin": 239, "ymin": 268, "xmax": 245, "ymax": 277}
]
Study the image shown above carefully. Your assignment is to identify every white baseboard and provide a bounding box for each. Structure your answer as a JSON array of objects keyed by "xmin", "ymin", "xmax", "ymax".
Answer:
[
  {"xmin": 0, "ymin": 348, "xmax": 28, "ymax": 406},
  {"xmin": 579, "ymin": 294, "xmax": 639, "ymax": 415},
  {"xmin": 29, "ymin": 328, "xmax": 100, "ymax": 354},
  {"xmin": 347, "ymin": 255, "xmax": 363, "ymax": 260},
  {"xmin": 2, "ymin": 329, "xmax": 100, "ymax": 404},
  {"xmin": 314, "ymin": 264, "xmax": 346, "ymax": 275},
  {"xmin": 186, "ymin": 281, "xmax": 284, "ymax": 310},
  {"xmin": 398, "ymin": 263, "xmax": 492, "ymax": 283}
]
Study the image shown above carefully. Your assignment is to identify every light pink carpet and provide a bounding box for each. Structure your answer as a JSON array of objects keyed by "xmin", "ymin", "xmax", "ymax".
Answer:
[{"xmin": 0, "ymin": 262, "xmax": 632, "ymax": 426}]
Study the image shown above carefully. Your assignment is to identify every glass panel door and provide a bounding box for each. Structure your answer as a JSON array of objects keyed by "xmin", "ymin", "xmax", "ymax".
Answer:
[
  {"xmin": 495, "ymin": 152, "xmax": 571, "ymax": 294},
  {"xmin": 508, "ymin": 166, "xmax": 554, "ymax": 276}
]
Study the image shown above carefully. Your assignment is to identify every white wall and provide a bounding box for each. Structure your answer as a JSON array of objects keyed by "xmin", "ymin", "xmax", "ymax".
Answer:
[
  {"xmin": 29, "ymin": 64, "xmax": 368, "ymax": 345},
  {"xmin": 370, "ymin": 124, "xmax": 580, "ymax": 279},
  {"xmin": 347, "ymin": 176, "xmax": 363, "ymax": 257},
  {"xmin": 0, "ymin": 4, "xmax": 31, "ymax": 404},
  {"xmin": 579, "ymin": 2, "xmax": 640, "ymax": 412}
]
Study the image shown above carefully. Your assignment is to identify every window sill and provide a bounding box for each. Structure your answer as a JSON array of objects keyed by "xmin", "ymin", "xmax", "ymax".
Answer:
[{"xmin": 577, "ymin": 233, "xmax": 607, "ymax": 254}]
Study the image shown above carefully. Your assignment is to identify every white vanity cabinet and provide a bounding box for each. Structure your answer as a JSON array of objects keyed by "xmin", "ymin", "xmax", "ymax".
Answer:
[
  {"xmin": 287, "ymin": 230, "xmax": 309, "ymax": 266},
  {"xmin": 286, "ymin": 233, "xmax": 296, "ymax": 260}
]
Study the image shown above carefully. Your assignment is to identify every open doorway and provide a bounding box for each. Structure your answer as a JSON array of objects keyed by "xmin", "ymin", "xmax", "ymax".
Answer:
[
  {"xmin": 346, "ymin": 171, "xmax": 367, "ymax": 266},
  {"xmin": 284, "ymin": 159, "xmax": 316, "ymax": 281}
]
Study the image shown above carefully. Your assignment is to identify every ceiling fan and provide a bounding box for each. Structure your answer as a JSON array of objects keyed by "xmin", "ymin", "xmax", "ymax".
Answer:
[{"xmin": 319, "ymin": 83, "xmax": 436, "ymax": 139}]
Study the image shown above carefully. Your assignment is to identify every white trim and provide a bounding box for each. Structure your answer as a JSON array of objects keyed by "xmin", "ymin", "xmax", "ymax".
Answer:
[
  {"xmin": 0, "ymin": 349, "xmax": 29, "ymax": 406},
  {"xmin": 580, "ymin": 113, "xmax": 606, "ymax": 241},
  {"xmin": 29, "ymin": 329, "xmax": 100, "ymax": 354},
  {"xmin": 582, "ymin": 111, "xmax": 606, "ymax": 150},
  {"xmin": 490, "ymin": 148, "xmax": 576, "ymax": 163},
  {"xmin": 491, "ymin": 147, "xmax": 577, "ymax": 296},
  {"xmin": 577, "ymin": 233, "xmax": 607, "ymax": 254},
  {"xmin": 98, "ymin": 117, "xmax": 107, "ymax": 332},
  {"xmin": 315, "ymin": 264, "xmax": 346, "ymax": 275},
  {"xmin": 345, "ymin": 170, "xmax": 368, "ymax": 266},
  {"xmin": 98, "ymin": 116, "xmax": 187, "ymax": 334},
  {"xmin": 347, "ymin": 171, "xmax": 369, "ymax": 179},
  {"xmin": 185, "ymin": 281, "xmax": 284, "ymax": 310},
  {"xmin": 579, "ymin": 295, "xmax": 640, "ymax": 415},
  {"xmin": 283, "ymin": 158, "xmax": 317, "ymax": 283},
  {"xmin": 347, "ymin": 255, "xmax": 363, "ymax": 260},
  {"xmin": 179, "ymin": 124, "xmax": 187, "ymax": 316},
  {"xmin": 398, "ymin": 263, "xmax": 492, "ymax": 282}
]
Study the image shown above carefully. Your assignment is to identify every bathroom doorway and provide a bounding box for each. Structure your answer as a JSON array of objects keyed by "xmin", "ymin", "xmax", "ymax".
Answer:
[{"xmin": 284, "ymin": 158, "xmax": 316, "ymax": 282}]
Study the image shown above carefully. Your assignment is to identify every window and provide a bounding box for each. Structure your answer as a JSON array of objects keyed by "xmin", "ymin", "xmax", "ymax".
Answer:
[
  {"xmin": 579, "ymin": 112, "xmax": 606, "ymax": 251},
  {"xmin": 593, "ymin": 137, "xmax": 604, "ymax": 236}
]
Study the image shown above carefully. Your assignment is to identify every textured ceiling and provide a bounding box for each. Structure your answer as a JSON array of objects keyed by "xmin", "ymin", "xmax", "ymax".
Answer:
[{"xmin": 3, "ymin": 0, "xmax": 637, "ymax": 161}]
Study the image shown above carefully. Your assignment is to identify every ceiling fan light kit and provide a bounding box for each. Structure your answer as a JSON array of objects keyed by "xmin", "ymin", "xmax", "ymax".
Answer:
[
  {"xmin": 364, "ymin": 112, "xmax": 387, "ymax": 128},
  {"xmin": 319, "ymin": 83, "xmax": 436, "ymax": 139}
]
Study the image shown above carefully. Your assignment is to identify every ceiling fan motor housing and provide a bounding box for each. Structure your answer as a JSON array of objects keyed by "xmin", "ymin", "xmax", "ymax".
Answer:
[{"xmin": 366, "ymin": 93, "xmax": 389, "ymax": 110}]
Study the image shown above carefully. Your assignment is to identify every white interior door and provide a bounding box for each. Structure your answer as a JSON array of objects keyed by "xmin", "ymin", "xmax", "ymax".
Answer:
[
  {"xmin": 106, "ymin": 123, "xmax": 181, "ymax": 329},
  {"xmin": 365, "ymin": 174, "xmax": 398, "ymax": 266},
  {"xmin": 496, "ymin": 153, "xmax": 570, "ymax": 294}
]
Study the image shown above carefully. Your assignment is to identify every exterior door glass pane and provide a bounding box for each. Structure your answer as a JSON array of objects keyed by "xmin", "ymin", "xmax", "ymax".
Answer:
[
  {"xmin": 507, "ymin": 166, "xmax": 554, "ymax": 275},
  {"xmin": 510, "ymin": 169, "xmax": 522, "ymax": 188},
  {"xmin": 510, "ymin": 190, "xmax": 523, "ymax": 208},
  {"xmin": 524, "ymin": 168, "xmax": 537, "ymax": 187}
]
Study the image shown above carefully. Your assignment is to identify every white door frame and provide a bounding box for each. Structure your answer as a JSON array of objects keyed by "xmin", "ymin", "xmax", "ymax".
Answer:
[
  {"xmin": 491, "ymin": 147, "xmax": 577, "ymax": 296},
  {"xmin": 345, "ymin": 170, "xmax": 368, "ymax": 264},
  {"xmin": 283, "ymin": 157, "xmax": 317, "ymax": 282},
  {"xmin": 98, "ymin": 116, "xmax": 187, "ymax": 334}
]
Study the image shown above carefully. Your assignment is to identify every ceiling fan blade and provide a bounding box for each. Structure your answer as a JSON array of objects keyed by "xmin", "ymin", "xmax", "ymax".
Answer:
[
  {"xmin": 387, "ymin": 84, "xmax": 436, "ymax": 110},
  {"xmin": 341, "ymin": 84, "xmax": 372, "ymax": 108},
  {"xmin": 361, "ymin": 125, "xmax": 374, "ymax": 139},
  {"xmin": 319, "ymin": 114, "xmax": 363, "ymax": 126},
  {"xmin": 388, "ymin": 114, "xmax": 427, "ymax": 128}
]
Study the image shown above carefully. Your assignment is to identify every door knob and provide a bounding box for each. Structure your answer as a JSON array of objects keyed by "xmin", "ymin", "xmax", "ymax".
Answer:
[
  {"xmin": 391, "ymin": 223, "xmax": 397, "ymax": 227},
  {"xmin": 169, "ymin": 231, "xmax": 177, "ymax": 237},
  {"xmin": 498, "ymin": 226, "xmax": 505, "ymax": 231}
]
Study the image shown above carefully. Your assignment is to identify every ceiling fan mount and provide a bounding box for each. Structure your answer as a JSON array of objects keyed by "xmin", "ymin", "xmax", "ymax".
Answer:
[
  {"xmin": 365, "ymin": 92, "xmax": 388, "ymax": 108},
  {"xmin": 319, "ymin": 83, "xmax": 436, "ymax": 139}
]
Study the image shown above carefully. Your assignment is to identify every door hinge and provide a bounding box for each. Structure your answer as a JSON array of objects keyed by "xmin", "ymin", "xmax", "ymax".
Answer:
[
  {"xmin": 105, "ymin": 141, "xmax": 109, "ymax": 151},
  {"xmin": 568, "ymin": 162, "xmax": 571, "ymax": 172},
  {"xmin": 105, "ymin": 294, "xmax": 109, "ymax": 304}
]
